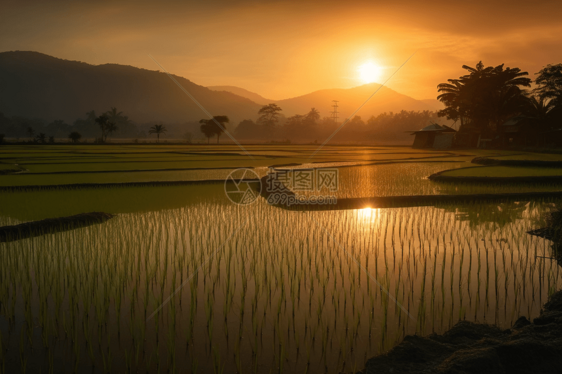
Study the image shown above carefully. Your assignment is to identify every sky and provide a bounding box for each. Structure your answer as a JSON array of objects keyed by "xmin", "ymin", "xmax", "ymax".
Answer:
[{"xmin": 1, "ymin": 0, "xmax": 562, "ymax": 100}]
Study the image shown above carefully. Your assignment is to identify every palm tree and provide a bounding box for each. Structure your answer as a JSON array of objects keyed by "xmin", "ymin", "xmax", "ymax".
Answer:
[
  {"xmin": 105, "ymin": 122, "xmax": 117, "ymax": 142},
  {"xmin": 149, "ymin": 124, "xmax": 167, "ymax": 143},
  {"xmin": 95, "ymin": 115, "xmax": 117, "ymax": 142},
  {"xmin": 438, "ymin": 61, "xmax": 531, "ymax": 134},
  {"xmin": 106, "ymin": 107, "xmax": 123, "ymax": 123},
  {"xmin": 525, "ymin": 96, "xmax": 555, "ymax": 119},
  {"xmin": 68, "ymin": 132, "xmax": 82, "ymax": 143},
  {"xmin": 95, "ymin": 114, "xmax": 109, "ymax": 142}
]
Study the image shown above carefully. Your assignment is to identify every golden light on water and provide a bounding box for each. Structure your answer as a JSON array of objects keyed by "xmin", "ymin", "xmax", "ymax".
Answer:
[{"xmin": 358, "ymin": 207, "xmax": 378, "ymax": 223}]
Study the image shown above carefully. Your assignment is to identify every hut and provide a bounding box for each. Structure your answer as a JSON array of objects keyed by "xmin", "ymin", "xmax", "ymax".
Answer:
[{"xmin": 410, "ymin": 124, "xmax": 456, "ymax": 149}]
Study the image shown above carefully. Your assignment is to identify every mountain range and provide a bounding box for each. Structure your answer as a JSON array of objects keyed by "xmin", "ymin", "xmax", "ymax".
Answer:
[{"xmin": 0, "ymin": 51, "xmax": 442, "ymax": 125}]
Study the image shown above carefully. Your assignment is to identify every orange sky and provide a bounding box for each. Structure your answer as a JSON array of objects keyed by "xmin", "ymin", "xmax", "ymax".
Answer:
[{"xmin": 2, "ymin": 0, "xmax": 562, "ymax": 100}]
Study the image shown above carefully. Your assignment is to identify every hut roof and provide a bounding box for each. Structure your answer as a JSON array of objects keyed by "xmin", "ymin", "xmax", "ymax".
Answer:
[{"xmin": 410, "ymin": 123, "xmax": 456, "ymax": 135}]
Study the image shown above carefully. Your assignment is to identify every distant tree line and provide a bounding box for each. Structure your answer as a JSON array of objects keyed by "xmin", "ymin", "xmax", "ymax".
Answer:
[
  {"xmin": 1, "ymin": 101, "xmax": 451, "ymax": 146},
  {"xmin": 0, "ymin": 107, "xmax": 197, "ymax": 144},
  {"xmin": 437, "ymin": 62, "xmax": 562, "ymax": 147},
  {"xmin": 230, "ymin": 104, "xmax": 441, "ymax": 144}
]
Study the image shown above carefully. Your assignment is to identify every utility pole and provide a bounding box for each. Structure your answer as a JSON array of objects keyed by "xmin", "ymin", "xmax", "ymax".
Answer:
[{"xmin": 331, "ymin": 100, "xmax": 339, "ymax": 123}]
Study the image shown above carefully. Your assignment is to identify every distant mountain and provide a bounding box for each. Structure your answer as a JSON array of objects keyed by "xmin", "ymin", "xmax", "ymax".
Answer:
[
  {"xmin": 274, "ymin": 83, "xmax": 439, "ymax": 119},
  {"xmin": 208, "ymin": 84, "xmax": 441, "ymax": 119},
  {"xmin": 0, "ymin": 51, "xmax": 261, "ymax": 124},
  {"xmin": 208, "ymin": 85, "xmax": 274, "ymax": 105},
  {"xmin": 0, "ymin": 51, "xmax": 442, "ymax": 131}
]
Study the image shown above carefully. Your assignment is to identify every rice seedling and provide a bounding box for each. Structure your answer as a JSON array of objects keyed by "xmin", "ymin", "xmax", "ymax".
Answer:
[{"xmin": 0, "ymin": 172, "xmax": 561, "ymax": 372}]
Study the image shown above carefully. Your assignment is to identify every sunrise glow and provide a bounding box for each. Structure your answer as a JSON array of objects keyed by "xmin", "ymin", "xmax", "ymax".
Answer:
[{"xmin": 357, "ymin": 62, "xmax": 383, "ymax": 84}]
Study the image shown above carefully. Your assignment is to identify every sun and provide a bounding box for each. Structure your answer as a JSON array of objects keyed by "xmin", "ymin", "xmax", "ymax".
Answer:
[{"xmin": 357, "ymin": 61, "xmax": 382, "ymax": 84}]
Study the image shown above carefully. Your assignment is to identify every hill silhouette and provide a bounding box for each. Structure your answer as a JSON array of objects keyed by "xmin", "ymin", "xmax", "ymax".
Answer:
[
  {"xmin": 273, "ymin": 83, "xmax": 438, "ymax": 119},
  {"xmin": 0, "ymin": 51, "xmax": 261, "ymax": 124},
  {"xmin": 208, "ymin": 85, "xmax": 274, "ymax": 105},
  {"xmin": 208, "ymin": 84, "xmax": 441, "ymax": 120},
  {"xmin": 0, "ymin": 51, "xmax": 441, "ymax": 132}
]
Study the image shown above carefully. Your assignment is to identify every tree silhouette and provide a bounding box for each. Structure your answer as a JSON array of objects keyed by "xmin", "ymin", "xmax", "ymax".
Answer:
[
  {"xmin": 106, "ymin": 107, "xmax": 123, "ymax": 122},
  {"xmin": 149, "ymin": 124, "xmax": 167, "ymax": 143},
  {"xmin": 105, "ymin": 122, "xmax": 117, "ymax": 142},
  {"xmin": 36, "ymin": 133, "xmax": 47, "ymax": 143},
  {"xmin": 95, "ymin": 115, "xmax": 117, "ymax": 142},
  {"xmin": 105, "ymin": 107, "xmax": 133, "ymax": 136},
  {"xmin": 200, "ymin": 122, "xmax": 215, "ymax": 144},
  {"xmin": 437, "ymin": 61, "xmax": 531, "ymax": 135},
  {"xmin": 95, "ymin": 114, "xmax": 109, "ymax": 142},
  {"xmin": 258, "ymin": 104, "xmax": 282, "ymax": 127},
  {"xmin": 0, "ymin": 134, "xmax": 5, "ymax": 144},
  {"xmin": 534, "ymin": 64, "xmax": 562, "ymax": 107},
  {"xmin": 27, "ymin": 127, "xmax": 34, "ymax": 141},
  {"xmin": 68, "ymin": 132, "xmax": 82, "ymax": 143},
  {"xmin": 48, "ymin": 136, "xmax": 55, "ymax": 143},
  {"xmin": 306, "ymin": 108, "xmax": 320, "ymax": 123},
  {"xmin": 86, "ymin": 110, "xmax": 97, "ymax": 123},
  {"xmin": 199, "ymin": 116, "xmax": 229, "ymax": 144}
]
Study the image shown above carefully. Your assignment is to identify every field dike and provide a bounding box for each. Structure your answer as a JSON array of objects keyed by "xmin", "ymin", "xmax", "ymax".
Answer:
[
  {"xmin": 259, "ymin": 175, "xmax": 562, "ymax": 210},
  {"xmin": 359, "ymin": 209, "xmax": 562, "ymax": 374},
  {"xmin": 472, "ymin": 156, "xmax": 562, "ymax": 168},
  {"xmin": 359, "ymin": 290, "xmax": 562, "ymax": 374},
  {"xmin": 0, "ymin": 212, "xmax": 114, "ymax": 242}
]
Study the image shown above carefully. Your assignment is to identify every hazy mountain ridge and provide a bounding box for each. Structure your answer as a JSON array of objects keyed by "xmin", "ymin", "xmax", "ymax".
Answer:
[
  {"xmin": 0, "ymin": 51, "xmax": 261, "ymax": 124},
  {"xmin": 208, "ymin": 85, "xmax": 274, "ymax": 105},
  {"xmin": 209, "ymin": 84, "xmax": 441, "ymax": 120},
  {"xmin": 273, "ymin": 84, "xmax": 438, "ymax": 119},
  {"xmin": 0, "ymin": 51, "xmax": 442, "ymax": 136}
]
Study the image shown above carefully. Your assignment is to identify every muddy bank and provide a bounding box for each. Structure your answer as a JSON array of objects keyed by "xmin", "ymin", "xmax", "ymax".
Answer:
[
  {"xmin": 0, "ymin": 212, "xmax": 114, "ymax": 242},
  {"xmin": 360, "ymin": 290, "xmax": 562, "ymax": 374}
]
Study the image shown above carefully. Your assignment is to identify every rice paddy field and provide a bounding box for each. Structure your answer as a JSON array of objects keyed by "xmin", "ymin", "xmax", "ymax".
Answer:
[{"xmin": 1, "ymin": 144, "xmax": 562, "ymax": 373}]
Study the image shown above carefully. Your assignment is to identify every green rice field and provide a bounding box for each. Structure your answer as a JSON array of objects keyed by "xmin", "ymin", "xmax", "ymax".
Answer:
[{"xmin": 1, "ymin": 145, "xmax": 562, "ymax": 373}]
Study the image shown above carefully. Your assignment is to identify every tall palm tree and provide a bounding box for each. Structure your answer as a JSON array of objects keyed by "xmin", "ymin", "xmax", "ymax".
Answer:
[
  {"xmin": 149, "ymin": 124, "xmax": 167, "ymax": 143},
  {"xmin": 95, "ymin": 114, "xmax": 109, "ymax": 142},
  {"xmin": 524, "ymin": 95, "xmax": 555, "ymax": 119},
  {"xmin": 105, "ymin": 122, "xmax": 117, "ymax": 142},
  {"xmin": 106, "ymin": 107, "xmax": 123, "ymax": 123},
  {"xmin": 437, "ymin": 61, "xmax": 531, "ymax": 134}
]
